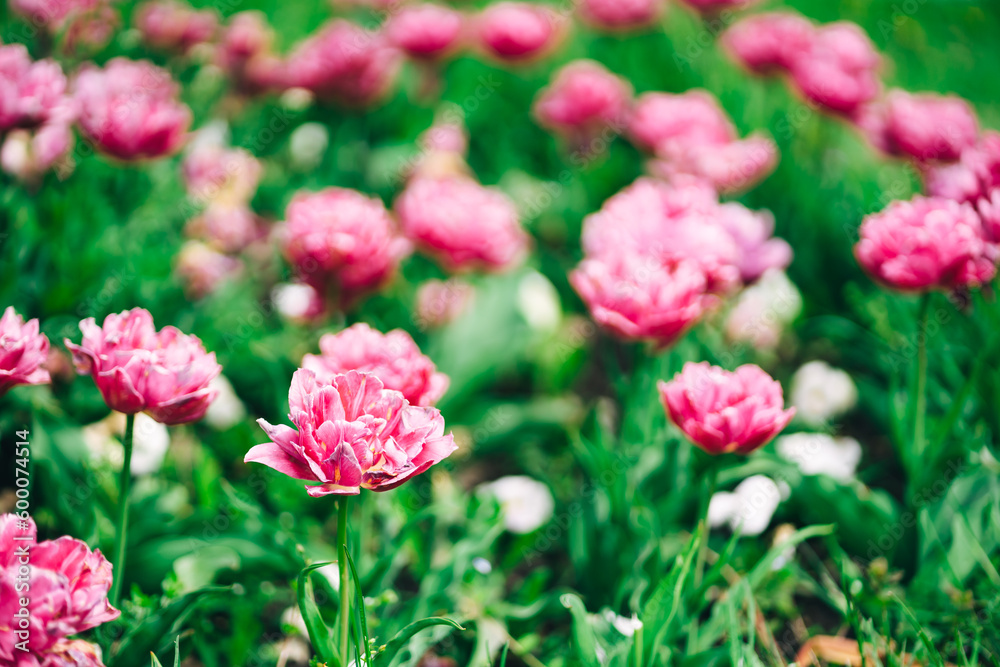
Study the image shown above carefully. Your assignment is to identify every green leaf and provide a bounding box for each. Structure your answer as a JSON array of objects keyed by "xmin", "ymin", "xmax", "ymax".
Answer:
[
  {"xmin": 560, "ymin": 594, "xmax": 600, "ymax": 667},
  {"xmin": 297, "ymin": 561, "xmax": 339, "ymax": 667},
  {"xmin": 372, "ymin": 617, "xmax": 466, "ymax": 665},
  {"xmin": 344, "ymin": 550, "xmax": 372, "ymax": 667}
]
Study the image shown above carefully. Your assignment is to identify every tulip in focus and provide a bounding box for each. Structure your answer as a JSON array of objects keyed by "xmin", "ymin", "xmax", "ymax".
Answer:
[
  {"xmin": 281, "ymin": 187, "xmax": 411, "ymax": 303},
  {"xmin": 855, "ymin": 196, "xmax": 996, "ymax": 292},
  {"xmin": 246, "ymin": 369, "xmax": 457, "ymax": 496},
  {"xmin": 395, "ymin": 176, "xmax": 529, "ymax": 272},
  {"xmin": 533, "ymin": 60, "xmax": 633, "ymax": 149},
  {"xmin": 722, "ymin": 12, "xmax": 814, "ymax": 73},
  {"xmin": 302, "ymin": 323, "xmax": 449, "ymax": 407},
  {"xmin": 0, "ymin": 306, "xmax": 51, "ymax": 396},
  {"xmin": 475, "ymin": 3, "xmax": 563, "ymax": 62},
  {"xmin": 658, "ymin": 361, "xmax": 795, "ymax": 455},
  {"xmin": 135, "ymin": 0, "xmax": 219, "ymax": 53},
  {"xmin": 577, "ymin": 0, "xmax": 663, "ymax": 31},
  {"xmin": 0, "ymin": 514, "xmax": 119, "ymax": 663},
  {"xmin": 385, "ymin": 4, "xmax": 465, "ymax": 60},
  {"xmin": 74, "ymin": 58, "xmax": 192, "ymax": 160},
  {"xmin": 65, "ymin": 308, "xmax": 221, "ymax": 424},
  {"xmin": 789, "ymin": 361, "xmax": 858, "ymax": 426}
]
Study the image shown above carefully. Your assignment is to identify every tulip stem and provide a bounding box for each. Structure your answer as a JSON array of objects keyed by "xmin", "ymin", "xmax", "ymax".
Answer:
[
  {"xmin": 338, "ymin": 496, "xmax": 350, "ymax": 666},
  {"xmin": 913, "ymin": 294, "xmax": 931, "ymax": 465},
  {"xmin": 110, "ymin": 412, "xmax": 134, "ymax": 606},
  {"xmin": 688, "ymin": 461, "xmax": 719, "ymax": 649}
]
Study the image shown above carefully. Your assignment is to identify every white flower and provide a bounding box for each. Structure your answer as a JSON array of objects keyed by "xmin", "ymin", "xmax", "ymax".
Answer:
[
  {"xmin": 517, "ymin": 270, "xmax": 562, "ymax": 332},
  {"xmin": 272, "ymin": 282, "xmax": 321, "ymax": 322},
  {"xmin": 602, "ymin": 610, "xmax": 643, "ymax": 637},
  {"xmin": 725, "ymin": 269, "xmax": 802, "ymax": 349},
  {"xmin": 708, "ymin": 475, "xmax": 783, "ymax": 536},
  {"xmin": 289, "ymin": 122, "xmax": 329, "ymax": 171},
  {"xmin": 83, "ymin": 412, "xmax": 170, "ymax": 476},
  {"xmin": 776, "ymin": 432, "xmax": 862, "ymax": 482},
  {"xmin": 204, "ymin": 375, "xmax": 247, "ymax": 430},
  {"xmin": 790, "ymin": 361, "xmax": 858, "ymax": 425},
  {"xmin": 187, "ymin": 119, "xmax": 230, "ymax": 152},
  {"xmin": 478, "ymin": 475, "xmax": 555, "ymax": 534}
]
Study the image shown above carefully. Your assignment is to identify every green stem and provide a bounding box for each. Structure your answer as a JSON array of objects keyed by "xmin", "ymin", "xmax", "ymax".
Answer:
[
  {"xmin": 687, "ymin": 460, "xmax": 719, "ymax": 650},
  {"xmin": 338, "ymin": 497, "xmax": 350, "ymax": 666},
  {"xmin": 110, "ymin": 413, "xmax": 135, "ymax": 606},
  {"xmin": 913, "ymin": 295, "xmax": 931, "ymax": 467}
]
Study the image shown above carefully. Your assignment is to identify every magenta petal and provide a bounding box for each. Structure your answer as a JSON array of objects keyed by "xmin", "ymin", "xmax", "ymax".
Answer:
[{"xmin": 245, "ymin": 443, "xmax": 317, "ymax": 481}]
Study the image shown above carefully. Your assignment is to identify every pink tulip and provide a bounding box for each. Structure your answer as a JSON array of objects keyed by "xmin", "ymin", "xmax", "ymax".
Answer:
[
  {"xmin": 0, "ymin": 514, "xmax": 119, "ymax": 662},
  {"xmin": 186, "ymin": 204, "xmax": 263, "ymax": 253},
  {"xmin": 791, "ymin": 22, "xmax": 880, "ymax": 115},
  {"xmin": 65, "ymin": 308, "xmax": 221, "ymax": 423},
  {"xmin": 1, "ymin": 122, "xmax": 73, "ymax": 181},
  {"xmin": 533, "ymin": 60, "xmax": 633, "ymax": 144},
  {"xmin": 215, "ymin": 11, "xmax": 276, "ymax": 92},
  {"xmin": 721, "ymin": 12, "xmax": 814, "ymax": 73},
  {"xmin": 715, "ymin": 203, "xmax": 792, "ymax": 282},
  {"xmin": 855, "ymin": 196, "xmax": 996, "ymax": 292},
  {"xmin": 476, "ymin": 2, "xmax": 563, "ymax": 62},
  {"xmin": 570, "ymin": 252, "xmax": 713, "ymax": 347},
  {"xmin": 977, "ymin": 190, "xmax": 1000, "ymax": 245},
  {"xmin": 135, "ymin": 0, "xmax": 219, "ymax": 53},
  {"xmin": 385, "ymin": 4, "xmax": 465, "ymax": 60},
  {"xmin": 395, "ymin": 175, "xmax": 529, "ymax": 272},
  {"xmin": 282, "ymin": 187, "xmax": 410, "ymax": 301},
  {"xmin": 0, "ymin": 45, "xmax": 74, "ymax": 131},
  {"xmin": 647, "ymin": 133, "xmax": 778, "ymax": 195},
  {"xmin": 0, "ymin": 306, "xmax": 51, "ymax": 396},
  {"xmin": 182, "ymin": 145, "xmax": 262, "ymax": 206},
  {"xmin": 418, "ymin": 118, "xmax": 468, "ymax": 157},
  {"xmin": 74, "ymin": 58, "xmax": 192, "ymax": 160},
  {"xmin": 924, "ymin": 131, "xmax": 1000, "ymax": 204},
  {"xmin": 658, "ymin": 362, "xmax": 795, "ymax": 455},
  {"xmin": 302, "ymin": 323, "xmax": 449, "ymax": 406},
  {"xmin": 861, "ymin": 90, "xmax": 979, "ymax": 162},
  {"xmin": 175, "ymin": 240, "xmax": 244, "ymax": 298},
  {"xmin": 628, "ymin": 91, "xmax": 736, "ymax": 155},
  {"xmin": 8, "ymin": 0, "xmax": 103, "ymax": 30},
  {"xmin": 246, "ymin": 369, "xmax": 457, "ymax": 496},
  {"xmin": 577, "ymin": 0, "xmax": 663, "ymax": 31},
  {"xmin": 679, "ymin": 0, "xmax": 758, "ymax": 11},
  {"xmin": 286, "ymin": 20, "xmax": 402, "ymax": 106},
  {"xmin": 416, "ymin": 279, "xmax": 474, "ymax": 328}
]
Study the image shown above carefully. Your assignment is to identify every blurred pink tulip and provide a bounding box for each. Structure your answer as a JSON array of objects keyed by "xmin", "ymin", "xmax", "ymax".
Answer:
[
  {"xmin": 8, "ymin": 0, "xmax": 105, "ymax": 30},
  {"xmin": 0, "ymin": 514, "xmax": 119, "ymax": 662},
  {"xmin": 186, "ymin": 204, "xmax": 263, "ymax": 253},
  {"xmin": 74, "ymin": 58, "xmax": 192, "ymax": 160},
  {"xmin": 924, "ymin": 131, "xmax": 1000, "ymax": 204},
  {"xmin": 861, "ymin": 90, "xmax": 979, "ymax": 162},
  {"xmin": 715, "ymin": 203, "xmax": 792, "ymax": 282},
  {"xmin": 1, "ymin": 122, "xmax": 73, "ymax": 181},
  {"xmin": 855, "ymin": 196, "xmax": 996, "ymax": 292},
  {"xmin": 175, "ymin": 241, "xmax": 244, "ymax": 298},
  {"xmin": 135, "ymin": 0, "xmax": 219, "ymax": 53},
  {"xmin": 246, "ymin": 369, "xmax": 456, "ymax": 496},
  {"xmin": 395, "ymin": 175, "xmax": 529, "ymax": 272},
  {"xmin": 722, "ymin": 12, "xmax": 814, "ymax": 73},
  {"xmin": 0, "ymin": 45, "xmax": 74, "ymax": 131},
  {"xmin": 577, "ymin": 0, "xmax": 663, "ymax": 31},
  {"xmin": 658, "ymin": 362, "xmax": 795, "ymax": 455},
  {"xmin": 533, "ymin": 60, "xmax": 632, "ymax": 145},
  {"xmin": 476, "ymin": 2, "xmax": 563, "ymax": 62},
  {"xmin": 303, "ymin": 323, "xmax": 449, "ymax": 406},
  {"xmin": 182, "ymin": 145, "xmax": 262, "ymax": 206},
  {"xmin": 679, "ymin": 0, "xmax": 758, "ymax": 11},
  {"xmin": 791, "ymin": 22, "xmax": 880, "ymax": 115},
  {"xmin": 0, "ymin": 306, "xmax": 51, "ymax": 396},
  {"xmin": 385, "ymin": 4, "xmax": 465, "ymax": 60},
  {"xmin": 65, "ymin": 308, "xmax": 221, "ymax": 424},
  {"xmin": 416, "ymin": 279, "xmax": 474, "ymax": 328},
  {"xmin": 281, "ymin": 187, "xmax": 410, "ymax": 301}
]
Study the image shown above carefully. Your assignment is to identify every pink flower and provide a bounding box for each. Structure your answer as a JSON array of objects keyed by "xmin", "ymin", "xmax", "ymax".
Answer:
[
  {"xmin": 395, "ymin": 175, "xmax": 529, "ymax": 272},
  {"xmin": 658, "ymin": 362, "xmax": 795, "ymax": 455},
  {"xmin": 647, "ymin": 133, "xmax": 778, "ymax": 195},
  {"xmin": 628, "ymin": 91, "xmax": 736, "ymax": 155},
  {"xmin": 476, "ymin": 2, "xmax": 562, "ymax": 62},
  {"xmin": 65, "ymin": 308, "xmax": 221, "ymax": 423},
  {"xmin": 385, "ymin": 4, "xmax": 465, "ymax": 60},
  {"xmin": 570, "ymin": 252, "xmax": 712, "ymax": 347},
  {"xmin": 135, "ymin": 0, "xmax": 219, "ymax": 53},
  {"xmin": 215, "ymin": 11, "xmax": 276, "ymax": 92},
  {"xmin": 418, "ymin": 118, "xmax": 468, "ymax": 156},
  {"xmin": 855, "ymin": 196, "xmax": 996, "ymax": 292},
  {"xmin": 0, "ymin": 45, "xmax": 74, "ymax": 131},
  {"xmin": 924, "ymin": 131, "xmax": 1000, "ymax": 204},
  {"xmin": 416, "ymin": 279, "xmax": 474, "ymax": 328},
  {"xmin": 8, "ymin": 0, "xmax": 104, "ymax": 30},
  {"xmin": 302, "ymin": 323, "xmax": 448, "ymax": 406},
  {"xmin": 977, "ymin": 190, "xmax": 1000, "ymax": 244},
  {"xmin": 0, "ymin": 514, "xmax": 120, "ymax": 662},
  {"xmin": 679, "ymin": 0, "xmax": 758, "ymax": 11},
  {"xmin": 74, "ymin": 58, "xmax": 192, "ymax": 160},
  {"xmin": 0, "ymin": 306, "xmax": 51, "ymax": 396},
  {"xmin": 577, "ymin": 0, "xmax": 663, "ymax": 31},
  {"xmin": 715, "ymin": 203, "xmax": 792, "ymax": 282},
  {"xmin": 533, "ymin": 60, "xmax": 632, "ymax": 143},
  {"xmin": 282, "ymin": 187, "xmax": 410, "ymax": 301},
  {"xmin": 182, "ymin": 145, "xmax": 262, "ymax": 206},
  {"xmin": 791, "ymin": 22, "xmax": 881, "ymax": 115},
  {"xmin": 721, "ymin": 12, "xmax": 814, "ymax": 73},
  {"xmin": 186, "ymin": 204, "xmax": 263, "ymax": 253},
  {"xmin": 1, "ymin": 122, "xmax": 73, "ymax": 181},
  {"xmin": 245, "ymin": 369, "xmax": 457, "ymax": 496},
  {"xmin": 286, "ymin": 21, "xmax": 402, "ymax": 106},
  {"xmin": 175, "ymin": 240, "xmax": 244, "ymax": 298},
  {"xmin": 861, "ymin": 90, "xmax": 979, "ymax": 162}
]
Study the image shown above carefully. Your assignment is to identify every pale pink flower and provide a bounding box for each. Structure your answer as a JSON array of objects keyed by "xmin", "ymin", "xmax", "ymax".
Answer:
[
  {"xmin": 395, "ymin": 175, "xmax": 529, "ymax": 272},
  {"xmin": 570, "ymin": 252, "xmax": 713, "ymax": 347},
  {"xmin": 721, "ymin": 12, "xmax": 814, "ymax": 73},
  {"xmin": 8, "ymin": 0, "xmax": 104, "ymax": 30},
  {"xmin": 182, "ymin": 144, "xmax": 262, "ymax": 206},
  {"xmin": 74, "ymin": 58, "xmax": 192, "ymax": 160},
  {"xmin": 303, "ymin": 323, "xmax": 448, "ymax": 406},
  {"xmin": 1, "ymin": 122, "xmax": 74, "ymax": 181},
  {"xmin": 647, "ymin": 133, "xmax": 778, "ymax": 195},
  {"xmin": 0, "ymin": 306, "xmax": 51, "ymax": 396},
  {"xmin": 577, "ymin": 0, "xmax": 663, "ymax": 31},
  {"xmin": 855, "ymin": 196, "xmax": 996, "ymax": 292},
  {"xmin": 861, "ymin": 90, "xmax": 979, "ymax": 162},
  {"xmin": 245, "ymin": 369, "xmax": 457, "ymax": 496},
  {"xmin": 416, "ymin": 279, "xmax": 474, "ymax": 328},
  {"xmin": 924, "ymin": 131, "xmax": 1000, "ymax": 204},
  {"xmin": 533, "ymin": 60, "xmax": 632, "ymax": 144},
  {"xmin": 475, "ymin": 2, "xmax": 562, "ymax": 62},
  {"xmin": 215, "ymin": 11, "xmax": 276, "ymax": 92},
  {"xmin": 65, "ymin": 308, "xmax": 221, "ymax": 423},
  {"xmin": 679, "ymin": 0, "xmax": 758, "ymax": 11},
  {"xmin": 286, "ymin": 20, "xmax": 402, "ymax": 106},
  {"xmin": 715, "ymin": 203, "xmax": 792, "ymax": 282},
  {"xmin": 281, "ymin": 187, "xmax": 410, "ymax": 300},
  {"xmin": 658, "ymin": 362, "xmax": 795, "ymax": 455},
  {"xmin": 185, "ymin": 204, "xmax": 263, "ymax": 253},
  {"xmin": 418, "ymin": 118, "xmax": 468, "ymax": 156},
  {"xmin": 175, "ymin": 240, "xmax": 244, "ymax": 298},
  {"xmin": 628, "ymin": 90, "xmax": 736, "ymax": 155},
  {"xmin": 385, "ymin": 4, "xmax": 465, "ymax": 60},
  {"xmin": 135, "ymin": 0, "xmax": 219, "ymax": 53},
  {"xmin": 791, "ymin": 22, "xmax": 880, "ymax": 115},
  {"xmin": 0, "ymin": 45, "xmax": 73, "ymax": 130},
  {"xmin": 0, "ymin": 514, "xmax": 120, "ymax": 661}
]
